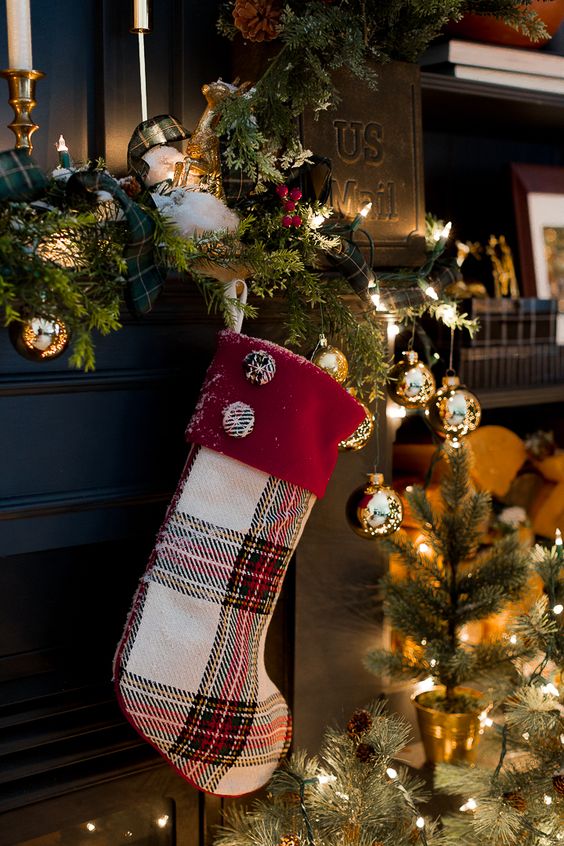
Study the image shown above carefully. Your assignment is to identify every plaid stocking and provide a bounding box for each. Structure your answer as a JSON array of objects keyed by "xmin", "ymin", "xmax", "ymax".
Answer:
[{"xmin": 114, "ymin": 330, "xmax": 364, "ymax": 795}]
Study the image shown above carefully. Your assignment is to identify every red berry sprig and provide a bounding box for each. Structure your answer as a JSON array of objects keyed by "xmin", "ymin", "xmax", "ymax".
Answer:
[{"xmin": 276, "ymin": 184, "xmax": 303, "ymax": 228}]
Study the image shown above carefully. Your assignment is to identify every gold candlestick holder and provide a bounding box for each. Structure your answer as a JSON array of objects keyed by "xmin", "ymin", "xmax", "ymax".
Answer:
[{"xmin": 0, "ymin": 69, "xmax": 44, "ymax": 155}]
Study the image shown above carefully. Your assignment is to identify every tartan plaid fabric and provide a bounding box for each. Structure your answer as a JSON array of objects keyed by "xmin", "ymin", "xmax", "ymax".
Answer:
[
  {"xmin": 67, "ymin": 170, "xmax": 164, "ymax": 316},
  {"xmin": 325, "ymin": 239, "xmax": 375, "ymax": 298},
  {"xmin": 114, "ymin": 444, "xmax": 314, "ymax": 795},
  {"xmin": 0, "ymin": 148, "xmax": 48, "ymax": 201},
  {"xmin": 128, "ymin": 114, "xmax": 190, "ymax": 181},
  {"xmin": 464, "ymin": 298, "xmax": 558, "ymax": 348},
  {"xmin": 382, "ymin": 262, "xmax": 461, "ymax": 311}
]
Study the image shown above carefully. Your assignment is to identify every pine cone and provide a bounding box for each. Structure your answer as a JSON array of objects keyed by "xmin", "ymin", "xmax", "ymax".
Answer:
[
  {"xmin": 355, "ymin": 742, "xmax": 375, "ymax": 763},
  {"xmin": 503, "ymin": 791, "xmax": 526, "ymax": 812},
  {"xmin": 553, "ymin": 772, "xmax": 564, "ymax": 796},
  {"xmin": 233, "ymin": 0, "xmax": 281, "ymax": 42},
  {"xmin": 346, "ymin": 708, "xmax": 373, "ymax": 739},
  {"xmin": 119, "ymin": 175, "xmax": 142, "ymax": 199}
]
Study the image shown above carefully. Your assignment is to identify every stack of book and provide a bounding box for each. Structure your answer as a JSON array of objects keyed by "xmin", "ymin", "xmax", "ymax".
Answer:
[
  {"xmin": 457, "ymin": 299, "xmax": 564, "ymax": 390},
  {"xmin": 420, "ymin": 39, "xmax": 564, "ymax": 95}
]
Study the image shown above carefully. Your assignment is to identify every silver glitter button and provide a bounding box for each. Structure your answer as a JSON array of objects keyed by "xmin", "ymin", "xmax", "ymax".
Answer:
[{"xmin": 222, "ymin": 401, "xmax": 255, "ymax": 438}]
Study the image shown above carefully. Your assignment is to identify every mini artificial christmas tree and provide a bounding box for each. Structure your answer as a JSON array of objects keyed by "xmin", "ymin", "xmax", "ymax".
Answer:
[
  {"xmin": 365, "ymin": 443, "xmax": 530, "ymax": 763},
  {"xmin": 214, "ymin": 701, "xmax": 436, "ymax": 846},
  {"xmin": 435, "ymin": 535, "xmax": 564, "ymax": 846}
]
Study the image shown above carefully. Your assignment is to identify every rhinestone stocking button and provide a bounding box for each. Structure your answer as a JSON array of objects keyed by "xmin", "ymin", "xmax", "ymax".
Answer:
[{"xmin": 243, "ymin": 350, "xmax": 276, "ymax": 386}]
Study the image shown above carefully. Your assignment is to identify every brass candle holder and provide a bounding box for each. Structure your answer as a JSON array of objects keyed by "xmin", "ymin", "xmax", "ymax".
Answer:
[{"xmin": 0, "ymin": 69, "xmax": 44, "ymax": 154}]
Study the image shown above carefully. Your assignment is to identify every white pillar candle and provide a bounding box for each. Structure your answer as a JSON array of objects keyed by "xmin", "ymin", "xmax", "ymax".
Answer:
[{"xmin": 6, "ymin": 0, "xmax": 33, "ymax": 70}]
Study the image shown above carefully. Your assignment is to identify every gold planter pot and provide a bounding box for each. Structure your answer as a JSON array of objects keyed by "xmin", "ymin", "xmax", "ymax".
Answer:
[{"xmin": 413, "ymin": 686, "xmax": 482, "ymax": 765}]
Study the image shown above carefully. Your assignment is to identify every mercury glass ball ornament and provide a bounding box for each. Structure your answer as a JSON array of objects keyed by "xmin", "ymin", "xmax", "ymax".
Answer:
[
  {"xmin": 387, "ymin": 350, "xmax": 436, "ymax": 409},
  {"xmin": 312, "ymin": 334, "xmax": 349, "ymax": 384},
  {"xmin": 426, "ymin": 374, "xmax": 481, "ymax": 442},
  {"xmin": 10, "ymin": 316, "xmax": 70, "ymax": 362},
  {"xmin": 339, "ymin": 390, "xmax": 375, "ymax": 452},
  {"xmin": 346, "ymin": 472, "xmax": 403, "ymax": 539}
]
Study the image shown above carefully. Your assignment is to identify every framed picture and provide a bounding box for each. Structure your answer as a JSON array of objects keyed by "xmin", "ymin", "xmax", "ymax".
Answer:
[{"xmin": 512, "ymin": 163, "xmax": 564, "ymax": 301}]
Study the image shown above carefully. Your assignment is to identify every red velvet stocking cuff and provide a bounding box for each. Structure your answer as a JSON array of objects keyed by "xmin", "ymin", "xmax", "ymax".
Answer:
[{"xmin": 185, "ymin": 330, "xmax": 365, "ymax": 498}]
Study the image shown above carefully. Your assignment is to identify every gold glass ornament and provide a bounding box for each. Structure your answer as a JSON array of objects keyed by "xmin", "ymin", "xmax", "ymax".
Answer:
[
  {"xmin": 339, "ymin": 390, "xmax": 374, "ymax": 451},
  {"xmin": 346, "ymin": 472, "xmax": 403, "ymax": 539},
  {"xmin": 279, "ymin": 837, "xmax": 301, "ymax": 846},
  {"xmin": 312, "ymin": 334, "xmax": 348, "ymax": 384},
  {"xmin": 10, "ymin": 315, "xmax": 70, "ymax": 362},
  {"xmin": 426, "ymin": 374, "xmax": 481, "ymax": 442},
  {"xmin": 387, "ymin": 350, "xmax": 436, "ymax": 409}
]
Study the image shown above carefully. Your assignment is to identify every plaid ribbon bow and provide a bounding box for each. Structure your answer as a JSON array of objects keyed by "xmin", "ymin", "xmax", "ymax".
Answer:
[
  {"xmin": 0, "ymin": 148, "xmax": 48, "ymax": 202},
  {"xmin": 66, "ymin": 170, "xmax": 164, "ymax": 316}
]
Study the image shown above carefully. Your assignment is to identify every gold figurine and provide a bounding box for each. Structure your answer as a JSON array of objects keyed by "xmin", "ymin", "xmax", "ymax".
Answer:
[
  {"xmin": 174, "ymin": 79, "xmax": 251, "ymax": 197},
  {"xmin": 487, "ymin": 234, "xmax": 520, "ymax": 298}
]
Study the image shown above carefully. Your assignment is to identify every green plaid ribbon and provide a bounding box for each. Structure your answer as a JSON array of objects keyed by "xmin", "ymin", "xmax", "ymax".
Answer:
[
  {"xmin": 382, "ymin": 263, "xmax": 462, "ymax": 311},
  {"xmin": 325, "ymin": 239, "xmax": 375, "ymax": 299},
  {"xmin": 128, "ymin": 115, "xmax": 190, "ymax": 181},
  {"xmin": 0, "ymin": 148, "xmax": 48, "ymax": 202},
  {"xmin": 67, "ymin": 170, "xmax": 164, "ymax": 316}
]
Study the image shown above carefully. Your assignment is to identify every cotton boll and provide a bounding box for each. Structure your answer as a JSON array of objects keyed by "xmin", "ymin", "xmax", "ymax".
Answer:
[
  {"xmin": 141, "ymin": 145, "xmax": 185, "ymax": 186},
  {"xmin": 156, "ymin": 189, "xmax": 240, "ymax": 237}
]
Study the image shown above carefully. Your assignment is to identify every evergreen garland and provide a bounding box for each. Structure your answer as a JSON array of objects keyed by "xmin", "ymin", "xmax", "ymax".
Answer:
[
  {"xmin": 0, "ymin": 193, "xmax": 126, "ymax": 370},
  {"xmin": 216, "ymin": 0, "xmax": 547, "ymax": 185},
  {"xmin": 214, "ymin": 701, "xmax": 437, "ymax": 846}
]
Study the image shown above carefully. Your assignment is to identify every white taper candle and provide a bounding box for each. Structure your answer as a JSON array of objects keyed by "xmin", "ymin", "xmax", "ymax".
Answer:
[
  {"xmin": 6, "ymin": 0, "xmax": 33, "ymax": 70},
  {"xmin": 138, "ymin": 32, "xmax": 147, "ymax": 122}
]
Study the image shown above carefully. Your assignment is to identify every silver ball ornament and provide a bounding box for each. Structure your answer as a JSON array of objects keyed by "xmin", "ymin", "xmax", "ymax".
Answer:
[
  {"xmin": 388, "ymin": 350, "xmax": 436, "ymax": 409},
  {"xmin": 10, "ymin": 315, "xmax": 70, "ymax": 362},
  {"xmin": 346, "ymin": 472, "xmax": 403, "ymax": 539},
  {"xmin": 426, "ymin": 374, "xmax": 481, "ymax": 442}
]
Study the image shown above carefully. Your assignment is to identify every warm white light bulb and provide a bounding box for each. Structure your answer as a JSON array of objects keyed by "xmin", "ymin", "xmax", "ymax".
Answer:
[
  {"xmin": 386, "ymin": 767, "xmax": 398, "ymax": 779},
  {"xmin": 541, "ymin": 683, "xmax": 559, "ymax": 698},
  {"xmin": 360, "ymin": 201, "xmax": 372, "ymax": 218},
  {"xmin": 544, "ymin": 794, "xmax": 553, "ymax": 805},
  {"xmin": 509, "ymin": 634, "xmax": 517, "ymax": 645},
  {"xmin": 430, "ymin": 658, "xmax": 437, "ymax": 668},
  {"xmin": 387, "ymin": 402, "xmax": 407, "ymax": 420},
  {"xmin": 318, "ymin": 774, "xmax": 337, "ymax": 785},
  {"xmin": 460, "ymin": 798, "xmax": 477, "ymax": 812},
  {"xmin": 414, "ymin": 676, "xmax": 435, "ymax": 695},
  {"xmin": 416, "ymin": 817, "xmax": 425, "ymax": 829},
  {"xmin": 157, "ymin": 815, "xmax": 169, "ymax": 828},
  {"xmin": 553, "ymin": 604, "xmax": 563, "ymax": 615},
  {"xmin": 424, "ymin": 285, "xmax": 439, "ymax": 300},
  {"xmin": 418, "ymin": 542, "xmax": 430, "ymax": 555},
  {"xmin": 86, "ymin": 823, "xmax": 96, "ymax": 833},
  {"xmin": 441, "ymin": 221, "xmax": 452, "ymax": 240},
  {"xmin": 387, "ymin": 322, "xmax": 400, "ymax": 340}
]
